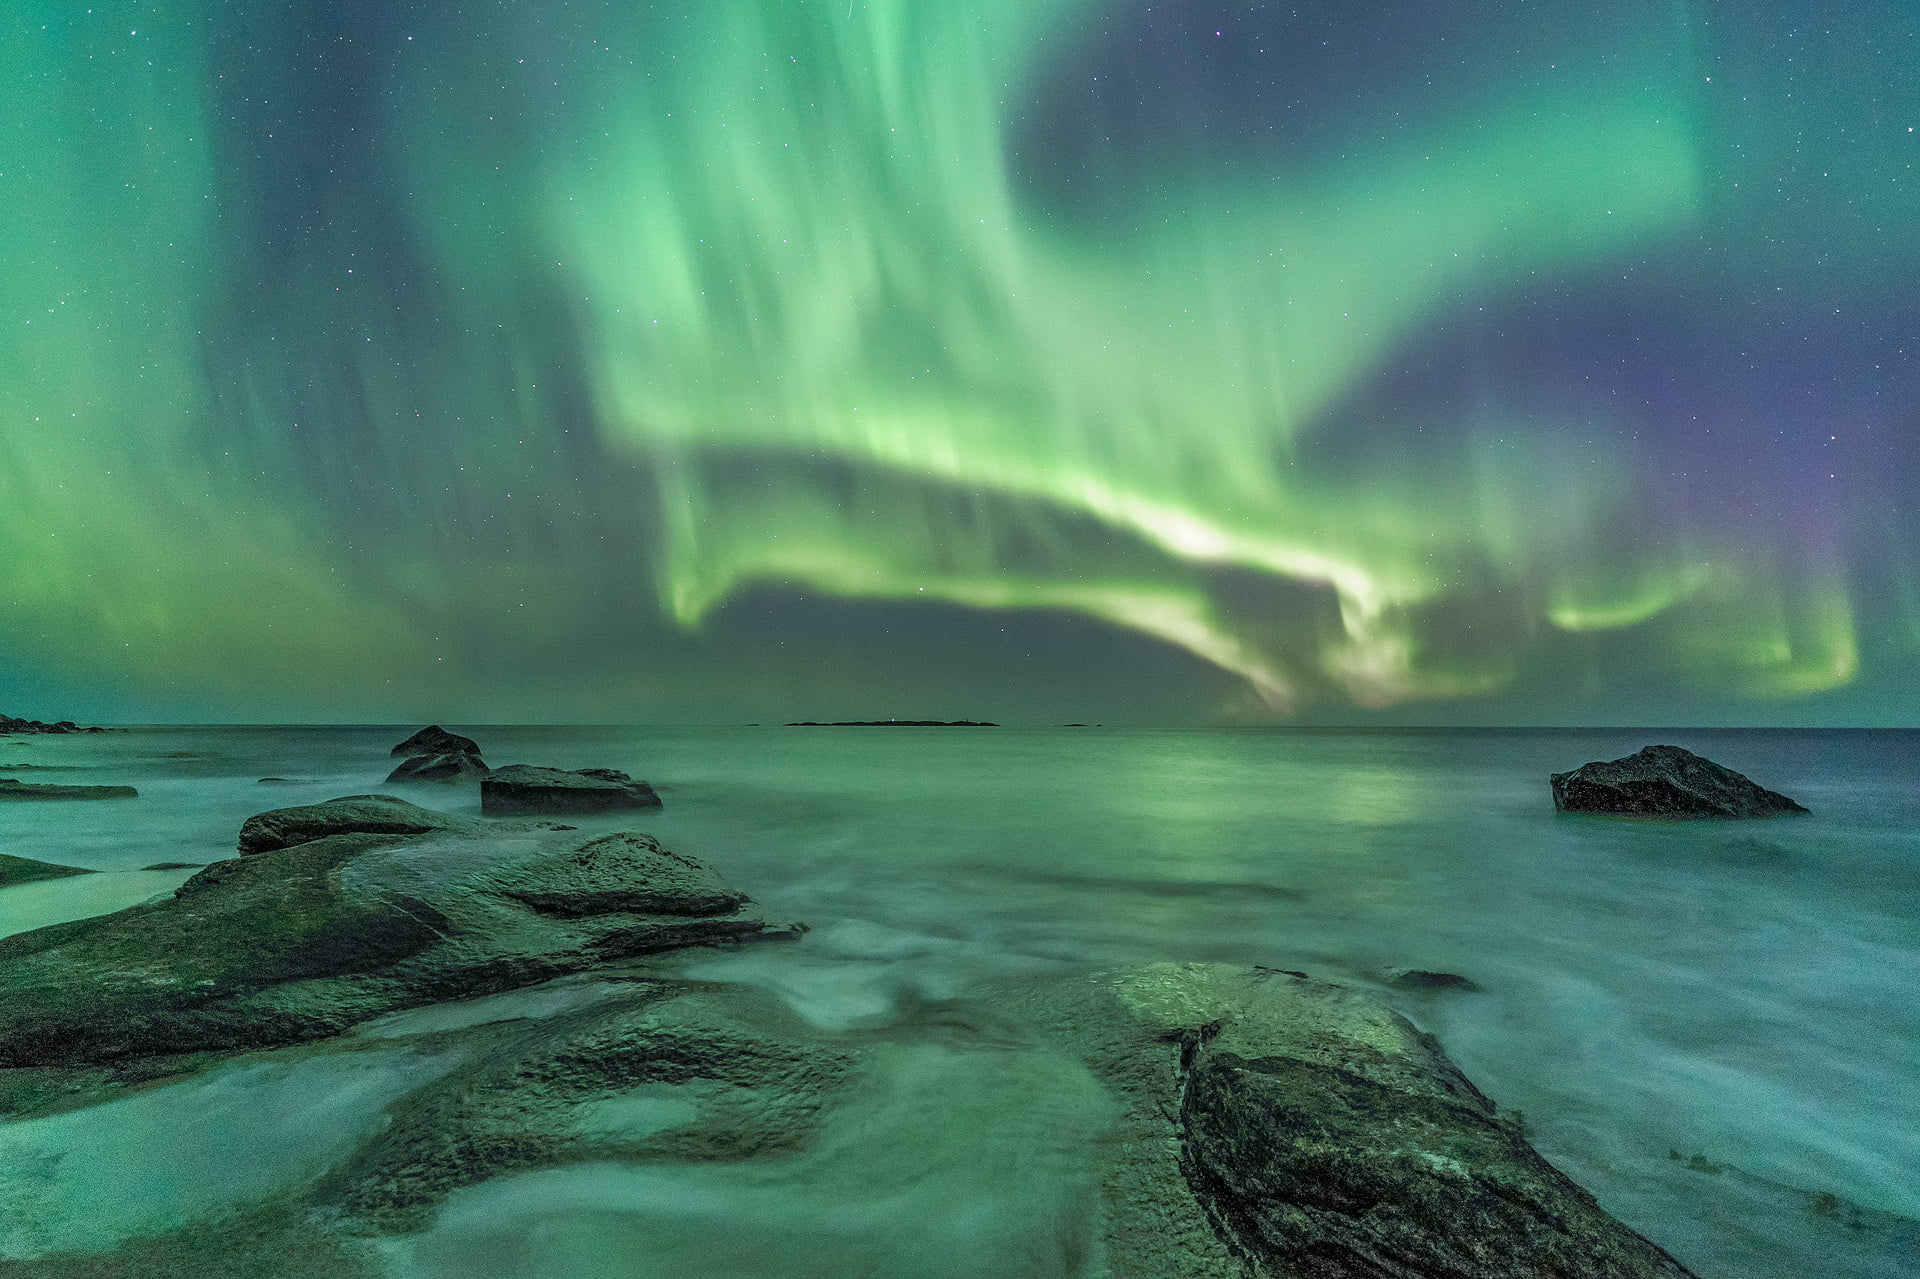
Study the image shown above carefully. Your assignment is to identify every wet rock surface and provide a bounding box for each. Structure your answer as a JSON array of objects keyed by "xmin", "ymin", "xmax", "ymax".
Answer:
[
  {"xmin": 0, "ymin": 779, "xmax": 138, "ymax": 801},
  {"xmin": 321, "ymin": 979, "xmax": 860, "ymax": 1235},
  {"xmin": 482, "ymin": 764, "xmax": 663, "ymax": 814},
  {"xmin": 0, "ymin": 797, "xmax": 798, "ymax": 1071},
  {"xmin": 1550, "ymin": 745, "xmax": 1807, "ymax": 818}
]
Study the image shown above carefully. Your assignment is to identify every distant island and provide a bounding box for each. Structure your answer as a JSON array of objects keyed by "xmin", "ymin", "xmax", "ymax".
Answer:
[
  {"xmin": 1, "ymin": 713, "xmax": 105, "ymax": 735},
  {"xmin": 783, "ymin": 720, "xmax": 999, "ymax": 727}
]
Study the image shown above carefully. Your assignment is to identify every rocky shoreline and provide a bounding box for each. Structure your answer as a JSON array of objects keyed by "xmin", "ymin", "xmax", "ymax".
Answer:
[{"xmin": 0, "ymin": 729, "xmax": 1786, "ymax": 1275}]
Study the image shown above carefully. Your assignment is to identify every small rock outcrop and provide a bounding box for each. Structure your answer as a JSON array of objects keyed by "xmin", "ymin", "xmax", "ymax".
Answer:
[
  {"xmin": 0, "ymin": 779, "xmax": 137, "ymax": 801},
  {"xmin": 0, "ymin": 854, "xmax": 94, "ymax": 886},
  {"xmin": 388, "ymin": 725, "xmax": 483, "ymax": 758},
  {"xmin": 0, "ymin": 796, "xmax": 796, "ymax": 1068},
  {"xmin": 482, "ymin": 764, "xmax": 662, "ymax": 815},
  {"xmin": 1550, "ymin": 745, "xmax": 1807, "ymax": 818}
]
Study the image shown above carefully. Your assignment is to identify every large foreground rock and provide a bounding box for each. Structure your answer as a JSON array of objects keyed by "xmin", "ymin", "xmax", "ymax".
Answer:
[
  {"xmin": 482, "ymin": 764, "xmax": 662, "ymax": 814},
  {"xmin": 0, "ymin": 779, "xmax": 137, "ymax": 800},
  {"xmin": 994, "ymin": 964, "xmax": 1697, "ymax": 1277},
  {"xmin": 1550, "ymin": 745, "xmax": 1807, "ymax": 818},
  {"xmin": 0, "ymin": 796, "xmax": 796, "ymax": 1068}
]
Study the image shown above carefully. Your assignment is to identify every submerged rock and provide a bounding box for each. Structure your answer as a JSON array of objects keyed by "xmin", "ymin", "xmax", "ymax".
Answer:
[
  {"xmin": 388, "ymin": 725, "xmax": 483, "ymax": 758},
  {"xmin": 0, "ymin": 779, "xmax": 137, "ymax": 801},
  {"xmin": 1379, "ymin": 967, "xmax": 1483, "ymax": 992},
  {"xmin": 481, "ymin": 764, "xmax": 662, "ymax": 815},
  {"xmin": 0, "ymin": 854, "xmax": 94, "ymax": 886},
  {"xmin": 1551, "ymin": 745, "xmax": 1807, "ymax": 818},
  {"xmin": 0, "ymin": 796, "xmax": 797, "ymax": 1068},
  {"xmin": 384, "ymin": 749, "xmax": 489, "ymax": 784}
]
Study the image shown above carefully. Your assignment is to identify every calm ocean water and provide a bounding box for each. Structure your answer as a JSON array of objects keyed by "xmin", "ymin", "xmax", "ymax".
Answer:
[{"xmin": 2, "ymin": 725, "xmax": 1916, "ymax": 1277}]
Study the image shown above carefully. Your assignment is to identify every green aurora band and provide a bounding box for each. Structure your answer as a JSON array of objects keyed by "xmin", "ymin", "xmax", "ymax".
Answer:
[{"xmin": 3, "ymin": 0, "xmax": 1916, "ymax": 722}]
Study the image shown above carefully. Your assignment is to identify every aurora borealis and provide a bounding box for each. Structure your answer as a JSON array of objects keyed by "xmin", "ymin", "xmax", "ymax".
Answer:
[{"xmin": 3, "ymin": 0, "xmax": 1916, "ymax": 724}]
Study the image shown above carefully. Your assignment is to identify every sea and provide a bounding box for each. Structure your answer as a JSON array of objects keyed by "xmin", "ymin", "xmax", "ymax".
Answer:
[{"xmin": 1, "ymin": 724, "xmax": 1915, "ymax": 1278}]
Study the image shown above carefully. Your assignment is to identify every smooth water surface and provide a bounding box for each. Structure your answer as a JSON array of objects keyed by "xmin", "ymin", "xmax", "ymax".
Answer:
[{"xmin": 2, "ymin": 725, "xmax": 1916, "ymax": 1276}]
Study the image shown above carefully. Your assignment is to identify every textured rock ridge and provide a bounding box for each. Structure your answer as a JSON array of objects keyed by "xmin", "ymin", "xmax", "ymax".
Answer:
[{"xmin": 990, "ymin": 964, "xmax": 1698, "ymax": 1278}]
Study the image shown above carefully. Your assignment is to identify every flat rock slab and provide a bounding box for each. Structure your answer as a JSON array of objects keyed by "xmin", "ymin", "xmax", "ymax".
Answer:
[
  {"xmin": 0, "ymin": 854, "xmax": 94, "ymax": 886},
  {"xmin": 0, "ymin": 795, "xmax": 795, "ymax": 1070},
  {"xmin": 1550, "ymin": 745, "xmax": 1807, "ymax": 818},
  {"xmin": 482, "ymin": 764, "xmax": 662, "ymax": 814},
  {"xmin": 0, "ymin": 779, "xmax": 137, "ymax": 801}
]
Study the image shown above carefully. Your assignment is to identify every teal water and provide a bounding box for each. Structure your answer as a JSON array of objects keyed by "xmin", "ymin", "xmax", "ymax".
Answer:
[{"xmin": 2, "ymin": 725, "xmax": 1916, "ymax": 1276}]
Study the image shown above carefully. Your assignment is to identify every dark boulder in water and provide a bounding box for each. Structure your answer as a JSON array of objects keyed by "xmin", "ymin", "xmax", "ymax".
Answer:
[
  {"xmin": 388, "ymin": 725, "xmax": 482, "ymax": 758},
  {"xmin": 1550, "ymin": 745, "xmax": 1807, "ymax": 818},
  {"xmin": 0, "ymin": 854, "xmax": 94, "ymax": 886},
  {"xmin": 385, "ymin": 748, "xmax": 489, "ymax": 784},
  {"xmin": 0, "ymin": 796, "xmax": 797, "ymax": 1069},
  {"xmin": 482, "ymin": 764, "xmax": 662, "ymax": 815},
  {"xmin": 0, "ymin": 779, "xmax": 137, "ymax": 801}
]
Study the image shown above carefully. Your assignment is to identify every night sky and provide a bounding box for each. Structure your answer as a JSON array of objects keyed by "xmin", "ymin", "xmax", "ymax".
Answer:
[{"xmin": 4, "ymin": 0, "xmax": 1916, "ymax": 724}]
